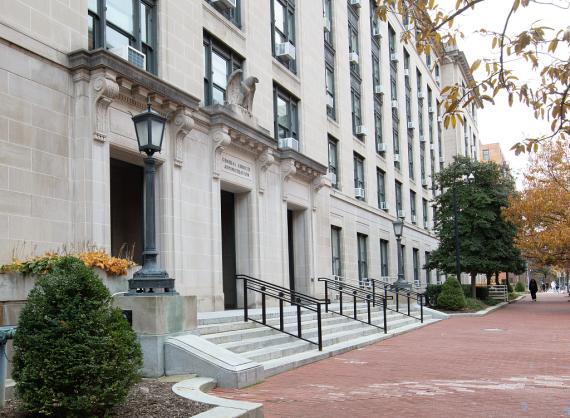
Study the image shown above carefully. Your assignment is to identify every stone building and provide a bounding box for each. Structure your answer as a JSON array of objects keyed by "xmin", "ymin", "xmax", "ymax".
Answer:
[{"xmin": 0, "ymin": 0, "xmax": 480, "ymax": 312}]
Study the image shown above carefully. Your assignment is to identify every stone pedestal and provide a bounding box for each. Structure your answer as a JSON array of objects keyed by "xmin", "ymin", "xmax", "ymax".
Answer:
[{"xmin": 113, "ymin": 294, "xmax": 197, "ymax": 377}]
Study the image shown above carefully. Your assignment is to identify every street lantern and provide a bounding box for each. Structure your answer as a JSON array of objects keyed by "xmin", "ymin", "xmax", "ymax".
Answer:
[
  {"xmin": 133, "ymin": 100, "xmax": 167, "ymax": 155},
  {"xmin": 393, "ymin": 218, "xmax": 404, "ymax": 238},
  {"xmin": 128, "ymin": 99, "xmax": 176, "ymax": 295},
  {"xmin": 392, "ymin": 219, "xmax": 409, "ymax": 288}
]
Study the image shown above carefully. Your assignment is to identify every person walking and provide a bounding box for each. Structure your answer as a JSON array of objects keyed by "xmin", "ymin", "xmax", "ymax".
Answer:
[
  {"xmin": 529, "ymin": 278, "xmax": 538, "ymax": 302},
  {"xmin": 550, "ymin": 280, "xmax": 558, "ymax": 293},
  {"xmin": 541, "ymin": 280, "xmax": 546, "ymax": 292}
]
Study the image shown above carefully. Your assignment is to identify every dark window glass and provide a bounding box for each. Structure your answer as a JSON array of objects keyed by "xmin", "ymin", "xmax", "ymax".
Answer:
[
  {"xmin": 351, "ymin": 87, "xmax": 362, "ymax": 135},
  {"xmin": 206, "ymin": 0, "xmax": 241, "ymax": 27},
  {"xmin": 413, "ymin": 248, "xmax": 420, "ymax": 286},
  {"xmin": 272, "ymin": 0, "xmax": 296, "ymax": 72},
  {"xmin": 395, "ymin": 181, "xmax": 402, "ymax": 213},
  {"xmin": 380, "ymin": 239, "xmax": 389, "ymax": 277},
  {"xmin": 328, "ymin": 137, "xmax": 339, "ymax": 189},
  {"xmin": 325, "ymin": 64, "xmax": 336, "ymax": 119},
  {"xmin": 410, "ymin": 191, "xmax": 416, "ymax": 222},
  {"xmin": 331, "ymin": 226, "xmax": 342, "ymax": 276},
  {"xmin": 423, "ymin": 198, "xmax": 429, "ymax": 227},
  {"xmin": 273, "ymin": 85, "xmax": 299, "ymax": 142},
  {"xmin": 357, "ymin": 233, "xmax": 368, "ymax": 285},
  {"xmin": 203, "ymin": 35, "xmax": 243, "ymax": 106},
  {"xmin": 354, "ymin": 153, "xmax": 365, "ymax": 199},
  {"xmin": 324, "ymin": 0, "xmax": 333, "ymax": 45},
  {"xmin": 377, "ymin": 169, "xmax": 386, "ymax": 207}
]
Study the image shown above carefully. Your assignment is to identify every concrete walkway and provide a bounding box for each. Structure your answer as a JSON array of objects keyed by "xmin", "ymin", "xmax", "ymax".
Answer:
[{"xmin": 214, "ymin": 293, "xmax": 570, "ymax": 417}]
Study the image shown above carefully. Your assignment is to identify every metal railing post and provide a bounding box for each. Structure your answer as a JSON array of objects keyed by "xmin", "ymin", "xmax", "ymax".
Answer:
[
  {"xmin": 279, "ymin": 292, "xmax": 284, "ymax": 331},
  {"xmin": 420, "ymin": 294, "xmax": 424, "ymax": 323},
  {"xmin": 372, "ymin": 280, "xmax": 376, "ymax": 307},
  {"xmin": 353, "ymin": 291, "xmax": 357, "ymax": 320},
  {"xmin": 339, "ymin": 286, "xmax": 343, "ymax": 315},
  {"xmin": 317, "ymin": 303, "xmax": 323, "ymax": 351},
  {"xmin": 243, "ymin": 277, "xmax": 248, "ymax": 322},
  {"xmin": 383, "ymin": 296, "xmax": 388, "ymax": 333},
  {"xmin": 261, "ymin": 286, "xmax": 267, "ymax": 325},
  {"xmin": 367, "ymin": 296, "xmax": 371, "ymax": 324},
  {"xmin": 407, "ymin": 292, "xmax": 411, "ymax": 317},
  {"xmin": 396, "ymin": 287, "xmax": 399, "ymax": 312},
  {"xmin": 324, "ymin": 281, "xmax": 329, "ymax": 313},
  {"xmin": 296, "ymin": 299, "xmax": 302, "ymax": 338}
]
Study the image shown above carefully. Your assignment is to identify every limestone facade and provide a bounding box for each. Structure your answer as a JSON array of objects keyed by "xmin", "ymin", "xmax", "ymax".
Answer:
[{"xmin": 0, "ymin": 0, "xmax": 480, "ymax": 311}]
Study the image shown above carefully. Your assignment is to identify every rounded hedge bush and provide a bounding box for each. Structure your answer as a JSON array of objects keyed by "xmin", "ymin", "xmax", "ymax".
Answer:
[
  {"xmin": 12, "ymin": 256, "xmax": 142, "ymax": 417},
  {"xmin": 437, "ymin": 276, "xmax": 466, "ymax": 310},
  {"xmin": 514, "ymin": 281, "xmax": 525, "ymax": 292}
]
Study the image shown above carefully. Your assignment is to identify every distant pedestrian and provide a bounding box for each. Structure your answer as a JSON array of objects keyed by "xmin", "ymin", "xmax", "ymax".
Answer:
[
  {"xmin": 529, "ymin": 278, "xmax": 538, "ymax": 302},
  {"xmin": 551, "ymin": 281, "xmax": 558, "ymax": 293},
  {"xmin": 541, "ymin": 281, "xmax": 546, "ymax": 292}
]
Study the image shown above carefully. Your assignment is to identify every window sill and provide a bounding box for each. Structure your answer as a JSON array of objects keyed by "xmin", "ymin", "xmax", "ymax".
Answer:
[
  {"xmin": 272, "ymin": 58, "xmax": 301, "ymax": 89},
  {"xmin": 202, "ymin": 1, "xmax": 246, "ymax": 41}
]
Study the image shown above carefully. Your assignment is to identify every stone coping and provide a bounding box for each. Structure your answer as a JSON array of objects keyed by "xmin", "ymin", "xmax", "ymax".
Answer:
[{"xmin": 172, "ymin": 377, "xmax": 263, "ymax": 418}]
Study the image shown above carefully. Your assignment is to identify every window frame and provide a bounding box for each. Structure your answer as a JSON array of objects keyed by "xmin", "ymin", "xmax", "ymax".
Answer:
[
  {"xmin": 380, "ymin": 239, "xmax": 389, "ymax": 277},
  {"xmin": 328, "ymin": 137, "xmax": 339, "ymax": 189},
  {"xmin": 410, "ymin": 190, "xmax": 417, "ymax": 221},
  {"xmin": 377, "ymin": 168, "xmax": 386, "ymax": 208},
  {"xmin": 357, "ymin": 233, "xmax": 368, "ymax": 285},
  {"xmin": 206, "ymin": 0, "xmax": 241, "ymax": 27},
  {"xmin": 271, "ymin": 0, "xmax": 297, "ymax": 73},
  {"xmin": 395, "ymin": 181, "xmax": 403, "ymax": 213},
  {"xmin": 273, "ymin": 84, "xmax": 299, "ymax": 142},
  {"xmin": 331, "ymin": 226, "xmax": 342, "ymax": 277},
  {"xmin": 413, "ymin": 248, "xmax": 420, "ymax": 287},
  {"xmin": 353, "ymin": 153, "xmax": 365, "ymax": 198},
  {"xmin": 203, "ymin": 34, "xmax": 243, "ymax": 106}
]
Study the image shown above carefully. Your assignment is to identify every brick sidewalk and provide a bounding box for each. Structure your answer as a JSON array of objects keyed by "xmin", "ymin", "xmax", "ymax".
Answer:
[{"xmin": 214, "ymin": 293, "xmax": 570, "ymax": 417}]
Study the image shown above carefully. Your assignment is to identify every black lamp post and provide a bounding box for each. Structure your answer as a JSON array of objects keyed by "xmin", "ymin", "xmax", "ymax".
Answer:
[
  {"xmin": 393, "ymin": 218, "xmax": 409, "ymax": 288},
  {"xmin": 452, "ymin": 170, "xmax": 474, "ymax": 283},
  {"xmin": 129, "ymin": 99, "xmax": 176, "ymax": 294}
]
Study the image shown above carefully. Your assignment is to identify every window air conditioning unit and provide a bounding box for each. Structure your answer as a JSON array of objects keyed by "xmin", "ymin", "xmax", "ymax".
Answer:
[
  {"xmin": 390, "ymin": 52, "xmax": 399, "ymax": 62},
  {"xmin": 418, "ymin": 92, "xmax": 425, "ymax": 99},
  {"xmin": 110, "ymin": 45, "xmax": 146, "ymax": 70},
  {"xmin": 394, "ymin": 153, "xmax": 401, "ymax": 162},
  {"xmin": 326, "ymin": 95, "xmax": 334, "ymax": 109},
  {"xmin": 350, "ymin": 0, "xmax": 361, "ymax": 8},
  {"xmin": 276, "ymin": 42, "xmax": 296, "ymax": 60},
  {"xmin": 278, "ymin": 137, "xmax": 299, "ymax": 151},
  {"xmin": 211, "ymin": 0, "xmax": 237, "ymax": 8},
  {"xmin": 355, "ymin": 187, "xmax": 365, "ymax": 198},
  {"xmin": 430, "ymin": 143, "xmax": 436, "ymax": 151},
  {"xmin": 355, "ymin": 125, "xmax": 367, "ymax": 136},
  {"xmin": 419, "ymin": 135, "xmax": 426, "ymax": 142},
  {"xmin": 404, "ymin": 69, "xmax": 410, "ymax": 77},
  {"xmin": 349, "ymin": 52, "xmax": 359, "ymax": 64},
  {"xmin": 372, "ymin": 26, "xmax": 381, "ymax": 37},
  {"xmin": 329, "ymin": 172, "xmax": 337, "ymax": 185},
  {"xmin": 439, "ymin": 156, "xmax": 445, "ymax": 163},
  {"xmin": 429, "ymin": 106, "xmax": 435, "ymax": 113},
  {"xmin": 407, "ymin": 121, "xmax": 415, "ymax": 130},
  {"xmin": 324, "ymin": 17, "xmax": 331, "ymax": 32},
  {"xmin": 411, "ymin": 215, "xmax": 417, "ymax": 223},
  {"xmin": 380, "ymin": 201, "xmax": 389, "ymax": 210},
  {"xmin": 374, "ymin": 84, "xmax": 385, "ymax": 96},
  {"xmin": 391, "ymin": 100, "xmax": 399, "ymax": 109},
  {"xmin": 422, "ymin": 178, "xmax": 429, "ymax": 187},
  {"xmin": 377, "ymin": 143, "xmax": 388, "ymax": 153},
  {"xmin": 437, "ymin": 116, "xmax": 443, "ymax": 123},
  {"xmin": 397, "ymin": 210, "xmax": 406, "ymax": 218}
]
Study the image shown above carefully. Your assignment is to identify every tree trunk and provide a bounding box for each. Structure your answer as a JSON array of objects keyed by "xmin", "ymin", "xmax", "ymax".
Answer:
[
  {"xmin": 495, "ymin": 271, "xmax": 500, "ymax": 285},
  {"xmin": 506, "ymin": 272, "xmax": 510, "ymax": 291},
  {"xmin": 486, "ymin": 272, "xmax": 492, "ymax": 286},
  {"xmin": 470, "ymin": 272, "xmax": 477, "ymax": 298}
]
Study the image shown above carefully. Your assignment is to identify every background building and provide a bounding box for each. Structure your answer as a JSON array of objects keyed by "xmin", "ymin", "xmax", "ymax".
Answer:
[
  {"xmin": 0, "ymin": 0, "xmax": 480, "ymax": 311},
  {"xmin": 480, "ymin": 142, "xmax": 506, "ymax": 165}
]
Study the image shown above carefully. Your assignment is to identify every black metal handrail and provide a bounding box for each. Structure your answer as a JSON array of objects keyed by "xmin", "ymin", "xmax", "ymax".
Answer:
[
  {"xmin": 236, "ymin": 274, "xmax": 324, "ymax": 351},
  {"xmin": 365, "ymin": 277, "xmax": 424, "ymax": 323},
  {"xmin": 318, "ymin": 277, "xmax": 388, "ymax": 333}
]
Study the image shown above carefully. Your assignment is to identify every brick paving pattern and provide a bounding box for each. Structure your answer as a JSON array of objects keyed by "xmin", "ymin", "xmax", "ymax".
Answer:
[{"xmin": 215, "ymin": 293, "xmax": 570, "ymax": 417}]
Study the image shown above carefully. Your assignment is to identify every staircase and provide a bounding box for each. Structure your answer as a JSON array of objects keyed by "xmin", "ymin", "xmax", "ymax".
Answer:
[{"xmin": 197, "ymin": 303, "xmax": 434, "ymax": 378}]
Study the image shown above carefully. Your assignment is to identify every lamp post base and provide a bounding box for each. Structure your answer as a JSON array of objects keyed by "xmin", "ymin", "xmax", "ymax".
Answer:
[
  {"xmin": 128, "ymin": 268, "xmax": 178, "ymax": 295},
  {"xmin": 393, "ymin": 276, "xmax": 411, "ymax": 290}
]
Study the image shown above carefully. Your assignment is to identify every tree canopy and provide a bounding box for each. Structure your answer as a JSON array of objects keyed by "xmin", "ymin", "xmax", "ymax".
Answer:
[
  {"xmin": 426, "ymin": 156, "xmax": 524, "ymax": 296},
  {"xmin": 374, "ymin": 0, "xmax": 570, "ymax": 152}
]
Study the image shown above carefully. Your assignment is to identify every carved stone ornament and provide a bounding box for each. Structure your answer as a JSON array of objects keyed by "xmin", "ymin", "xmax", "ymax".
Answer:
[
  {"xmin": 226, "ymin": 69, "xmax": 259, "ymax": 113},
  {"xmin": 311, "ymin": 174, "xmax": 328, "ymax": 211},
  {"xmin": 92, "ymin": 75, "xmax": 119, "ymax": 142},
  {"xmin": 172, "ymin": 107, "xmax": 195, "ymax": 166},
  {"xmin": 211, "ymin": 126, "xmax": 232, "ymax": 179},
  {"xmin": 257, "ymin": 148, "xmax": 275, "ymax": 194},
  {"xmin": 280, "ymin": 159, "xmax": 297, "ymax": 201}
]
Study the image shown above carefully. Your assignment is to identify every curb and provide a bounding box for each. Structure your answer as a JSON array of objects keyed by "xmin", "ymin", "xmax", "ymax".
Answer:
[
  {"xmin": 444, "ymin": 300, "xmax": 510, "ymax": 317},
  {"xmin": 172, "ymin": 377, "xmax": 263, "ymax": 418}
]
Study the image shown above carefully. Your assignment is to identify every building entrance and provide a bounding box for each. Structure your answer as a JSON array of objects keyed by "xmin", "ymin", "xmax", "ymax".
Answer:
[
  {"xmin": 110, "ymin": 158, "xmax": 144, "ymax": 264},
  {"xmin": 221, "ymin": 190, "xmax": 237, "ymax": 309}
]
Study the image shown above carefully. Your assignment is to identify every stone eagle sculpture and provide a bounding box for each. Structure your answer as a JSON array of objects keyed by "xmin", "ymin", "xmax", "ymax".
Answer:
[{"xmin": 226, "ymin": 69, "xmax": 259, "ymax": 113}]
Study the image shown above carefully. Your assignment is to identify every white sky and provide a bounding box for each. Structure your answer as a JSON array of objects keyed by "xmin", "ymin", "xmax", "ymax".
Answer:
[{"xmin": 439, "ymin": 0, "xmax": 570, "ymax": 187}]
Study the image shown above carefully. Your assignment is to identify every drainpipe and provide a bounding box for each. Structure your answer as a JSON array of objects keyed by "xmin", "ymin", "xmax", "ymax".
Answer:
[{"xmin": 0, "ymin": 326, "xmax": 17, "ymax": 408}]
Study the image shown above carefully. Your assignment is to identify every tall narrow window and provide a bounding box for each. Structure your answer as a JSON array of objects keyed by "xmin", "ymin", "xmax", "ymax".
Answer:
[
  {"xmin": 328, "ymin": 137, "xmax": 339, "ymax": 189},
  {"xmin": 348, "ymin": 4, "xmax": 360, "ymax": 75},
  {"xmin": 423, "ymin": 198, "xmax": 429, "ymax": 228},
  {"xmin": 380, "ymin": 239, "xmax": 389, "ymax": 277},
  {"xmin": 206, "ymin": 0, "xmax": 241, "ymax": 27},
  {"xmin": 272, "ymin": 0, "xmax": 296, "ymax": 73},
  {"xmin": 351, "ymin": 86, "xmax": 362, "ymax": 136},
  {"xmin": 374, "ymin": 108, "xmax": 383, "ymax": 152},
  {"xmin": 395, "ymin": 181, "xmax": 403, "ymax": 215},
  {"xmin": 203, "ymin": 35, "xmax": 243, "ymax": 106},
  {"xmin": 377, "ymin": 168, "xmax": 386, "ymax": 209},
  {"xmin": 88, "ymin": 0, "xmax": 157, "ymax": 73},
  {"xmin": 325, "ymin": 63, "xmax": 336, "ymax": 119},
  {"xmin": 357, "ymin": 233, "xmax": 368, "ymax": 285},
  {"xmin": 408, "ymin": 140, "xmax": 414, "ymax": 179},
  {"xmin": 425, "ymin": 251, "xmax": 431, "ymax": 284},
  {"xmin": 388, "ymin": 24, "xmax": 400, "ymax": 170},
  {"xmin": 410, "ymin": 191, "xmax": 416, "ymax": 223},
  {"xmin": 323, "ymin": 0, "xmax": 334, "ymax": 45},
  {"xmin": 413, "ymin": 248, "xmax": 420, "ymax": 287},
  {"xmin": 331, "ymin": 226, "xmax": 342, "ymax": 277},
  {"xmin": 354, "ymin": 153, "xmax": 365, "ymax": 200},
  {"xmin": 273, "ymin": 85, "xmax": 299, "ymax": 146}
]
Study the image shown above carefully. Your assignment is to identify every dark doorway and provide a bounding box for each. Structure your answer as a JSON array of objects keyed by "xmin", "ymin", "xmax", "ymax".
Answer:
[
  {"xmin": 221, "ymin": 190, "xmax": 237, "ymax": 309},
  {"xmin": 287, "ymin": 209, "xmax": 295, "ymax": 292},
  {"xmin": 110, "ymin": 158, "xmax": 144, "ymax": 264}
]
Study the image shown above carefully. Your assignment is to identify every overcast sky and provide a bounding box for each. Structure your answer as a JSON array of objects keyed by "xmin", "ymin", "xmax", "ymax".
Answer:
[{"xmin": 439, "ymin": 0, "xmax": 569, "ymax": 187}]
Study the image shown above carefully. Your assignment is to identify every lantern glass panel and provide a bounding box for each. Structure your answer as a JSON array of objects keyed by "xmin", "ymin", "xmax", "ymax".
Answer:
[
  {"xmin": 151, "ymin": 117, "xmax": 165, "ymax": 148},
  {"xmin": 393, "ymin": 220, "xmax": 404, "ymax": 237},
  {"xmin": 135, "ymin": 118, "xmax": 150, "ymax": 149}
]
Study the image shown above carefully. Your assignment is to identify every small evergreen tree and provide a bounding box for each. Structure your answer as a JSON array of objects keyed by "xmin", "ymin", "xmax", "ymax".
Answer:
[
  {"xmin": 12, "ymin": 256, "xmax": 142, "ymax": 417},
  {"xmin": 437, "ymin": 276, "xmax": 466, "ymax": 311}
]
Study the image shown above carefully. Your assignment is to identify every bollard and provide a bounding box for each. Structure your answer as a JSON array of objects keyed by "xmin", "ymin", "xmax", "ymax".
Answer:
[{"xmin": 0, "ymin": 326, "xmax": 17, "ymax": 408}]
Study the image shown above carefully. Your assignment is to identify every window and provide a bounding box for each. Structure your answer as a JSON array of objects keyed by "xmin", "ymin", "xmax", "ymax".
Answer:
[
  {"xmin": 425, "ymin": 251, "xmax": 432, "ymax": 284},
  {"xmin": 357, "ymin": 233, "xmax": 368, "ymax": 285},
  {"xmin": 380, "ymin": 239, "xmax": 389, "ymax": 277},
  {"xmin": 426, "ymin": 52, "xmax": 432, "ymax": 68},
  {"xmin": 354, "ymin": 153, "xmax": 365, "ymax": 199},
  {"xmin": 413, "ymin": 248, "xmax": 420, "ymax": 287},
  {"xmin": 348, "ymin": 4, "xmax": 360, "ymax": 75},
  {"xmin": 374, "ymin": 108, "xmax": 383, "ymax": 151},
  {"xmin": 377, "ymin": 168, "xmax": 386, "ymax": 208},
  {"xmin": 351, "ymin": 87, "xmax": 362, "ymax": 136},
  {"xmin": 88, "ymin": 0, "xmax": 157, "ymax": 73},
  {"xmin": 422, "ymin": 198, "xmax": 428, "ymax": 228},
  {"xmin": 435, "ymin": 64, "xmax": 440, "ymax": 85},
  {"xmin": 273, "ymin": 85, "xmax": 299, "ymax": 143},
  {"xmin": 324, "ymin": 0, "xmax": 334, "ymax": 45},
  {"xmin": 325, "ymin": 63, "xmax": 336, "ymax": 119},
  {"xmin": 328, "ymin": 137, "xmax": 339, "ymax": 189},
  {"xmin": 331, "ymin": 226, "xmax": 342, "ymax": 277},
  {"xmin": 410, "ymin": 191, "xmax": 416, "ymax": 223},
  {"xmin": 388, "ymin": 24, "xmax": 396, "ymax": 54},
  {"xmin": 408, "ymin": 139, "xmax": 414, "ymax": 179},
  {"xmin": 395, "ymin": 181, "xmax": 403, "ymax": 214},
  {"xmin": 272, "ymin": 0, "xmax": 296, "ymax": 72},
  {"xmin": 370, "ymin": 0, "xmax": 380, "ymax": 38},
  {"xmin": 203, "ymin": 35, "xmax": 243, "ymax": 106},
  {"xmin": 206, "ymin": 0, "xmax": 241, "ymax": 27},
  {"xmin": 482, "ymin": 149, "xmax": 490, "ymax": 161}
]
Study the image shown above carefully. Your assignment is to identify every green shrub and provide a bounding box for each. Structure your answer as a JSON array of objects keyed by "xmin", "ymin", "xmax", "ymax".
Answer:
[
  {"xmin": 464, "ymin": 297, "xmax": 485, "ymax": 311},
  {"xmin": 507, "ymin": 283, "xmax": 514, "ymax": 293},
  {"xmin": 12, "ymin": 256, "xmax": 142, "ymax": 417},
  {"xmin": 461, "ymin": 285, "xmax": 489, "ymax": 300},
  {"xmin": 425, "ymin": 284, "xmax": 443, "ymax": 307},
  {"xmin": 437, "ymin": 276, "xmax": 466, "ymax": 310},
  {"xmin": 514, "ymin": 281, "xmax": 525, "ymax": 292},
  {"xmin": 484, "ymin": 298, "xmax": 500, "ymax": 306}
]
